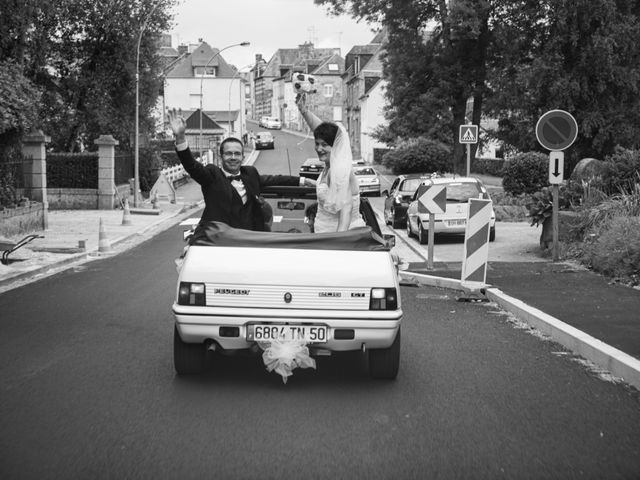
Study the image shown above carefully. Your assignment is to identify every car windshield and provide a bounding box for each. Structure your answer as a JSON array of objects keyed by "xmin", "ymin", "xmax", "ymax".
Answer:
[{"xmin": 354, "ymin": 168, "xmax": 376, "ymax": 176}]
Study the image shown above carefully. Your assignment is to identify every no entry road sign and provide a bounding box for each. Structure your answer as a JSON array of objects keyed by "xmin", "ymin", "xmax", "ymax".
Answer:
[{"xmin": 535, "ymin": 110, "xmax": 578, "ymax": 151}]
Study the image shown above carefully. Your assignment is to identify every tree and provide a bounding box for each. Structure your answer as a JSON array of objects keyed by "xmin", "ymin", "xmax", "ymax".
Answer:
[
  {"xmin": 0, "ymin": 0, "xmax": 177, "ymax": 152},
  {"xmin": 317, "ymin": 0, "xmax": 640, "ymax": 173},
  {"xmin": 486, "ymin": 0, "xmax": 640, "ymax": 166},
  {"xmin": 317, "ymin": 0, "xmax": 496, "ymax": 174}
]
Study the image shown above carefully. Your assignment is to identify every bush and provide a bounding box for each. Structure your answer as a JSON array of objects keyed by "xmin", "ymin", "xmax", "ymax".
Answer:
[
  {"xmin": 381, "ymin": 137, "xmax": 452, "ymax": 175},
  {"xmin": 602, "ymin": 147, "xmax": 640, "ymax": 195},
  {"xmin": 502, "ymin": 151, "xmax": 549, "ymax": 195},
  {"xmin": 139, "ymin": 146, "xmax": 163, "ymax": 193},
  {"xmin": 581, "ymin": 216, "xmax": 640, "ymax": 283},
  {"xmin": 472, "ymin": 157, "xmax": 507, "ymax": 176}
]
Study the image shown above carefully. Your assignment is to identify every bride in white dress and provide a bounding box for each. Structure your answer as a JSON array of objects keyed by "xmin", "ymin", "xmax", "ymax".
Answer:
[{"xmin": 296, "ymin": 93, "xmax": 366, "ymax": 233}]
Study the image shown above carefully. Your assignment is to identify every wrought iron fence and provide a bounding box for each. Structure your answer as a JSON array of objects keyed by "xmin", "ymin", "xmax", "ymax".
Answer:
[
  {"xmin": 47, "ymin": 153, "xmax": 98, "ymax": 189},
  {"xmin": 114, "ymin": 151, "xmax": 134, "ymax": 185}
]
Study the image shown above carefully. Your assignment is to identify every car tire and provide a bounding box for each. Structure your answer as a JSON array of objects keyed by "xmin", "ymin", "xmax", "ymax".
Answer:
[
  {"xmin": 174, "ymin": 326, "xmax": 205, "ymax": 375},
  {"xmin": 418, "ymin": 224, "xmax": 428, "ymax": 244},
  {"xmin": 489, "ymin": 226, "xmax": 496, "ymax": 242},
  {"xmin": 369, "ymin": 327, "xmax": 400, "ymax": 379},
  {"xmin": 406, "ymin": 217, "xmax": 413, "ymax": 237}
]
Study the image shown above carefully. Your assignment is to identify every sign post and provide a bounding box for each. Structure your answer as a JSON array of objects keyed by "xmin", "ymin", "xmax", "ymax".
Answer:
[
  {"xmin": 459, "ymin": 124, "xmax": 478, "ymax": 177},
  {"xmin": 417, "ymin": 185, "xmax": 446, "ymax": 269},
  {"xmin": 535, "ymin": 110, "xmax": 578, "ymax": 261}
]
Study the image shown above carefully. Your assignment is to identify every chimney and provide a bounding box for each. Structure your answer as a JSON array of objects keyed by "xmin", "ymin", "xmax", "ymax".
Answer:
[
  {"xmin": 178, "ymin": 44, "xmax": 188, "ymax": 55},
  {"xmin": 255, "ymin": 53, "xmax": 263, "ymax": 63}
]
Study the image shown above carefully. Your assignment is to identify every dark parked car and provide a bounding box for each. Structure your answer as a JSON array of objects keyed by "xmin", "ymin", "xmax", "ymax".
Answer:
[
  {"xmin": 255, "ymin": 132, "xmax": 274, "ymax": 150},
  {"xmin": 299, "ymin": 157, "xmax": 324, "ymax": 179},
  {"xmin": 383, "ymin": 173, "xmax": 435, "ymax": 228}
]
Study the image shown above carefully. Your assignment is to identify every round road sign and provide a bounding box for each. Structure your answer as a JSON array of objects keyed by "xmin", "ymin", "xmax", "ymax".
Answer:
[{"xmin": 535, "ymin": 110, "xmax": 578, "ymax": 151}]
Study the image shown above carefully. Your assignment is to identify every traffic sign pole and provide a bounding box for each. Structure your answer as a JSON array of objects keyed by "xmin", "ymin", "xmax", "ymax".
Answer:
[
  {"xmin": 552, "ymin": 185, "xmax": 559, "ymax": 261},
  {"xmin": 466, "ymin": 144, "xmax": 471, "ymax": 177},
  {"xmin": 428, "ymin": 213, "xmax": 435, "ymax": 269},
  {"xmin": 535, "ymin": 110, "xmax": 578, "ymax": 263}
]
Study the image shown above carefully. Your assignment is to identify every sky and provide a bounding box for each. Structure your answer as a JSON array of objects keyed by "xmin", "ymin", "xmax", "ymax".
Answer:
[{"xmin": 169, "ymin": 0, "xmax": 380, "ymax": 70}]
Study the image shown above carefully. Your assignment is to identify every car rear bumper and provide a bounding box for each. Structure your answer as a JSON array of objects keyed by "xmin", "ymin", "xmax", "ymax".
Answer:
[
  {"xmin": 359, "ymin": 186, "xmax": 381, "ymax": 194},
  {"xmin": 173, "ymin": 307, "xmax": 402, "ymax": 351}
]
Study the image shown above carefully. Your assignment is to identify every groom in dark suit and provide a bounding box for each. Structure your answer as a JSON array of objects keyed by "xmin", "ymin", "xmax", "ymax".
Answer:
[{"xmin": 167, "ymin": 109, "xmax": 315, "ymax": 231}]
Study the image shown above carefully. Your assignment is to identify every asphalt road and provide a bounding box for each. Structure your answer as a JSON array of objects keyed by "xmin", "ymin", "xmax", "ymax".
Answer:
[
  {"xmin": 1, "ymin": 127, "xmax": 640, "ymax": 478},
  {"xmin": 1, "ymin": 223, "xmax": 640, "ymax": 478}
]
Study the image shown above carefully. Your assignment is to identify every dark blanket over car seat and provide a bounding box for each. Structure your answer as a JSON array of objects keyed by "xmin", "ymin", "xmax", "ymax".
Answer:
[{"xmin": 189, "ymin": 221, "xmax": 390, "ymax": 251}]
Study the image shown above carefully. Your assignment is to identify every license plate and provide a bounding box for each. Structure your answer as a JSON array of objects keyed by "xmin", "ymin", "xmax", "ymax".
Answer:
[
  {"xmin": 246, "ymin": 324, "xmax": 328, "ymax": 343},
  {"xmin": 446, "ymin": 219, "xmax": 466, "ymax": 227}
]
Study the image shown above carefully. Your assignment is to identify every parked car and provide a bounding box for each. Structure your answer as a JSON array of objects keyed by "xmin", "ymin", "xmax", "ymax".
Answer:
[
  {"xmin": 405, "ymin": 176, "xmax": 496, "ymax": 244},
  {"xmin": 254, "ymin": 131, "xmax": 275, "ymax": 150},
  {"xmin": 173, "ymin": 186, "xmax": 402, "ymax": 379},
  {"xmin": 299, "ymin": 157, "xmax": 324, "ymax": 179},
  {"xmin": 353, "ymin": 166, "xmax": 381, "ymax": 196},
  {"xmin": 383, "ymin": 173, "xmax": 436, "ymax": 228},
  {"xmin": 259, "ymin": 116, "xmax": 281, "ymax": 129}
]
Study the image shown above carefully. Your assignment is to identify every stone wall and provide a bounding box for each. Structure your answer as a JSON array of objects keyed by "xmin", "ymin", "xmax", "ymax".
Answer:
[
  {"xmin": 46, "ymin": 184, "xmax": 131, "ymax": 210},
  {"xmin": 0, "ymin": 202, "xmax": 44, "ymax": 237}
]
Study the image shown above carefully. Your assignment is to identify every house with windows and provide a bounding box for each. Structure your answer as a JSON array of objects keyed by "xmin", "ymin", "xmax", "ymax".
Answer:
[
  {"xmin": 252, "ymin": 42, "xmax": 340, "ymax": 123},
  {"xmin": 271, "ymin": 53, "xmax": 345, "ymax": 133},
  {"xmin": 161, "ymin": 40, "xmax": 247, "ymax": 154},
  {"xmin": 343, "ymin": 30, "xmax": 388, "ymax": 163}
]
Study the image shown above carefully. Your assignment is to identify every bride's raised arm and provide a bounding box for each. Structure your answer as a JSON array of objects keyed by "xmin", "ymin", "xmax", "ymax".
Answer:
[{"xmin": 296, "ymin": 93, "xmax": 322, "ymax": 131}]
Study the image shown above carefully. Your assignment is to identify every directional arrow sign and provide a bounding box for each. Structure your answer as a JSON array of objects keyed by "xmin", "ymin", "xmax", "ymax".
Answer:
[
  {"xmin": 418, "ymin": 185, "xmax": 446, "ymax": 214},
  {"xmin": 549, "ymin": 151, "xmax": 564, "ymax": 184}
]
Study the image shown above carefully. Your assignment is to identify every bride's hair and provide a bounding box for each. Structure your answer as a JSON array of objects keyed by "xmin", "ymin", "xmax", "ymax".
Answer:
[{"xmin": 313, "ymin": 122, "xmax": 339, "ymax": 146}]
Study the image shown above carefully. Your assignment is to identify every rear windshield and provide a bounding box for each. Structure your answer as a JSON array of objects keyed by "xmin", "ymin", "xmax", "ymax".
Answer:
[
  {"xmin": 400, "ymin": 178, "xmax": 427, "ymax": 193},
  {"xmin": 354, "ymin": 168, "xmax": 376, "ymax": 176}
]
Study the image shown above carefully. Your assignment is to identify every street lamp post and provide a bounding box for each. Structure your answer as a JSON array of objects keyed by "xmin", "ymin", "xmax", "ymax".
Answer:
[
  {"xmin": 227, "ymin": 64, "xmax": 253, "ymax": 141},
  {"xmin": 198, "ymin": 41, "xmax": 250, "ymax": 161},
  {"xmin": 134, "ymin": 3, "xmax": 161, "ymax": 208}
]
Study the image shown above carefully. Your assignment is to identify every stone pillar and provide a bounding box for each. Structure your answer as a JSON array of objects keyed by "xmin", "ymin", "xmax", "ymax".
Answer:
[
  {"xmin": 94, "ymin": 135, "xmax": 119, "ymax": 210},
  {"xmin": 22, "ymin": 130, "xmax": 50, "ymax": 229}
]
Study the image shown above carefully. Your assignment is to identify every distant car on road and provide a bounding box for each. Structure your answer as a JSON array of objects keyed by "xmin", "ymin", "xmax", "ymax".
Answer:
[
  {"xmin": 254, "ymin": 132, "xmax": 275, "ymax": 150},
  {"xmin": 383, "ymin": 173, "xmax": 436, "ymax": 228},
  {"xmin": 259, "ymin": 116, "xmax": 281, "ymax": 129},
  {"xmin": 353, "ymin": 166, "xmax": 381, "ymax": 196},
  {"xmin": 299, "ymin": 157, "xmax": 324, "ymax": 179},
  {"xmin": 406, "ymin": 176, "xmax": 496, "ymax": 244}
]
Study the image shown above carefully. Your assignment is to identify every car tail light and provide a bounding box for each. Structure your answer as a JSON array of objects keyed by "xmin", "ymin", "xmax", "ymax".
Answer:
[
  {"xmin": 178, "ymin": 282, "xmax": 206, "ymax": 306},
  {"xmin": 369, "ymin": 288, "xmax": 398, "ymax": 310}
]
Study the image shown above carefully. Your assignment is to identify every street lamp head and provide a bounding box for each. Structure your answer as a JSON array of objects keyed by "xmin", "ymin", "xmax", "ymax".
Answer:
[{"xmin": 240, "ymin": 42, "xmax": 250, "ymax": 47}]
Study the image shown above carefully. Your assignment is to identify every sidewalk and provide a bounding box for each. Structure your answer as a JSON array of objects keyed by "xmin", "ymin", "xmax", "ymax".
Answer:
[
  {"xmin": 0, "ymin": 180, "xmax": 204, "ymax": 290},
  {"xmin": 1, "ymin": 159, "xmax": 639, "ymax": 390}
]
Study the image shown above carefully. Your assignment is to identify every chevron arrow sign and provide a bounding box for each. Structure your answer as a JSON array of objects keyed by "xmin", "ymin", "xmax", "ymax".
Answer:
[{"xmin": 418, "ymin": 185, "xmax": 446, "ymax": 214}]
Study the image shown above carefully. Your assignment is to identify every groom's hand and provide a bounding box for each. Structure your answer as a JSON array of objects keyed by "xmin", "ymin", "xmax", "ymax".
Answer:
[{"xmin": 166, "ymin": 108, "xmax": 186, "ymax": 143}]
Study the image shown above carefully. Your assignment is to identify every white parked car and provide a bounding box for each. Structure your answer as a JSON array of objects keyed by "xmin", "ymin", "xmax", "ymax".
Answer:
[
  {"xmin": 406, "ymin": 176, "xmax": 496, "ymax": 244},
  {"xmin": 353, "ymin": 166, "xmax": 381, "ymax": 196},
  {"xmin": 259, "ymin": 116, "xmax": 281, "ymax": 129},
  {"xmin": 173, "ymin": 186, "xmax": 402, "ymax": 379}
]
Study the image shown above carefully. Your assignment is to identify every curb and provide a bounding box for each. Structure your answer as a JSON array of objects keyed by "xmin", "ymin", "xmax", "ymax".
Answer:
[{"xmin": 399, "ymin": 270, "xmax": 640, "ymax": 391}]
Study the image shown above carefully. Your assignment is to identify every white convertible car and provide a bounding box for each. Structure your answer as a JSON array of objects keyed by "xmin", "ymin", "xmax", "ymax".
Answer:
[{"xmin": 173, "ymin": 186, "xmax": 402, "ymax": 379}]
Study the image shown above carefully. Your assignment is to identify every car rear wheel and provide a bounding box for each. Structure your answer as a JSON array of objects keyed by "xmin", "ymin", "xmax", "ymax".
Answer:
[
  {"xmin": 174, "ymin": 326, "xmax": 205, "ymax": 375},
  {"xmin": 418, "ymin": 223, "xmax": 428, "ymax": 244},
  {"xmin": 369, "ymin": 327, "xmax": 400, "ymax": 379},
  {"xmin": 489, "ymin": 226, "xmax": 496, "ymax": 242}
]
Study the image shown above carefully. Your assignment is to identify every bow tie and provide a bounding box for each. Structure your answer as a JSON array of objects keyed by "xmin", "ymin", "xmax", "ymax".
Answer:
[{"xmin": 228, "ymin": 175, "xmax": 242, "ymax": 182}]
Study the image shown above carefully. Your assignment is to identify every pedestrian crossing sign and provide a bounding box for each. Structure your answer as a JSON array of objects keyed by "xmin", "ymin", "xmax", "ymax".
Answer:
[{"xmin": 459, "ymin": 124, "xmax": 478, "ymax": 144}]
